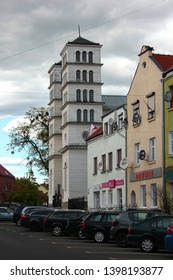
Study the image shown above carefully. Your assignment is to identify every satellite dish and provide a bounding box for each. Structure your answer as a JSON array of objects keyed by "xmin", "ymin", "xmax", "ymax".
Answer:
[
  {"xmin": 139, "ymin": 150, "xmax": 146, "ymax": 160},
  {"xmin": 164, "ymin": 91, "xmax": 172, "ymax": 102},
  {"xmin": 132, "ymin": 113, "xmax": 141, "ymax": 124},
  {"xmin": 98, "ymin": 162, "xmax": 103, "ymax": 171},
  {"xmin": 108, "ymin": 118, "xmax": 114, "ymax": 125},
  {"xmin": 82, "ymin": 131, "xmax": 89, "ymax": 140},
  {"xmin": 119, "ymin": 157, "xmax": 128, "ymax": 169}
]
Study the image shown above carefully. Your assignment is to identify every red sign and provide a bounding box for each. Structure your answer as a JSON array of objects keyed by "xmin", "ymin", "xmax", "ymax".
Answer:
[{"xmin": 100, "ymin": 179, "xmax": 124, "ymax": 188}]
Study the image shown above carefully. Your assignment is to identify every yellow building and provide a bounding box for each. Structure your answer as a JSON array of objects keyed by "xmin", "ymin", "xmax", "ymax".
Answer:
[
  {"xmin": 163, "ymin": 68, "xmax": 173, "ymax": 212},
  {"xmin": 127, "ymin": 46, "xmax": 173, "ymax": 210}
]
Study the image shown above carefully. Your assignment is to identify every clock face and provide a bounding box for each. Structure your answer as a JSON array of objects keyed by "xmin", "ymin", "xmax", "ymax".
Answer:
[{"xmin": 82, "ymin": 130, "xmax": 89, "ymax": 140}]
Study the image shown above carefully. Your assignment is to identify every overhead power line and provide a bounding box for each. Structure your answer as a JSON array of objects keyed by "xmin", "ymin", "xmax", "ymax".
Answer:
[{"xmin": 0, "ymin": 0, "xmax": 166, "ymax": 62}]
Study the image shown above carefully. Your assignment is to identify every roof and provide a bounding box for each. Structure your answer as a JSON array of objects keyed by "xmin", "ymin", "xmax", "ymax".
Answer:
[
  {"xmin": 102, "ymin": 95, "xmax": 127, "ymax": 110},
  {"xmin": 68, "ymin": 36, "xmax": 100, "ymax": 46},
  {"xmin": 152, "ymin": 53, "xmax": 173, "ymax": 71},
  {"xmin": 0, "ymin": 164, "xmax": 15, "ymax": 178},
  {"xmin": 87, "ymin": 126, "xmax": 103, "ymax": 141}
]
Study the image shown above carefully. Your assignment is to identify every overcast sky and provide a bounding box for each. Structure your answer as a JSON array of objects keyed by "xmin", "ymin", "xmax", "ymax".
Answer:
[{"xmin": 0, "ymin": 0, "xmax": 172, "ymax": 181}]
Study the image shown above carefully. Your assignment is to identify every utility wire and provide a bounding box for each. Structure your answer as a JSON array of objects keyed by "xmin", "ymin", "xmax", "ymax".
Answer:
[{"xmin": 0, "ymin": 0, "xmax": 166, "ymax": 62}]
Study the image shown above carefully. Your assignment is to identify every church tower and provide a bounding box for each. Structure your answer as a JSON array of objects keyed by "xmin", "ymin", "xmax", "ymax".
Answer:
[{"xmin": 48, "ymin": 35, "xmax": 103, "ymax": 208}]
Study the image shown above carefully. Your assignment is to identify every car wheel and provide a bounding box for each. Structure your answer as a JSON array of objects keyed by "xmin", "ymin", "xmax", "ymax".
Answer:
[
  {"xmin": 16, "ymin": 219, "xmax": 21, "ymax": 226},
  {"xmin": 77, "ymin": 229, "xmax": 86, "ymax": 240},
  {"xmin": 140, "ymin": 237, "xmax": 156, "ymax": 253},
  {"xmin": 94, "ymin": 231, "xmax": 106, "ymax": 243},
  {"xmin": 52, "ymin": 225, "xmax": 62, "ymax": 236},
  {"xmin": 116, "ymin": 231, "xmax": 128, "ymax": 247}
]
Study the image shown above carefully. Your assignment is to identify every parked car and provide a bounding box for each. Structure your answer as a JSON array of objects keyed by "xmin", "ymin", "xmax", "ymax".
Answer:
[
  {"xmin": 0, "ymin": 202, "xmax": 20, "ymax": 211},
  {"xmin": 13, "ymin": 205, "xmax": 25, "ymax": 226},
  {"xmin": 110, "ymin": 208, "xmax": 165, "ymax": 247},
  {"xmin": 43, "ymin": 209, "xmax": 87, "ymax": 236},
  {"xmin": 81, "ymin": 211, "xmax": 120, "ymax": 243},
  {"xmin": 65, "ymin": 213, "xmax": 90, "ymax": 238},
  {"xmin": 0, "ymin": 207, "xmax": 14, "ymax": 221},
  {"xmin": 20, "ymin": 208, "xmax": 55, "ymax": 231},
  {"xmin": 164, "ymin": 225, "xmax": 173, "ymax": 251},
  {"xmin": 127, "ymin": 215, "xmax": 173, "ymax": 253}
]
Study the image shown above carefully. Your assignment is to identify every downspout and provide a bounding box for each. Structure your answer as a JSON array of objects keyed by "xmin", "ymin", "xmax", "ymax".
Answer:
[
  {"xmin": 123, "ymin": 104, "xmax": 128, "ymax": 210},
  {"xmin": 161, "ymin": 75, "xmax": 166, "ymax": 211}
]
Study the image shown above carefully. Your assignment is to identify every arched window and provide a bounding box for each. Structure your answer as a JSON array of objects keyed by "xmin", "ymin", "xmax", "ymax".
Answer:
[
  {"xmin": 76, "ymin": 70, "xmax": 81, "ymax": 81},
  {"xmin": 76, "ymin": 89, "xmax": 81, "ymax": 102},
  {"xmin": 89, "ymin": 70, "xmax": 93, "ymax": 82},
  {"xmin": 83, "ymin": 89, "xmax": 87, "ymax": 102},
  {"xmin": 76, "ymin": 51, "xmax": 80, "ymax": 62},
  {"xmin": 83, "ymin": 109, "xmax": 88, "ymax": 122},
  {"xmin": 90, "ymin": 109, "xmax": 94, "ymax": 122},
  {"xmin": 89, "ymin": 90, "xmax": 94, "ymax": 102},
  {"xmin": 82, "ymin": 70, "xmax": 87, "ymax": 82},
  {"xmin": 82, "ymin": 51, "xmax": 87, "ymax": 62},
  {"xmin": 88, "ymin": 51, "xmax": 93, "ymax": 63},
  {"xmin": 77, "ymin": 109, "xmax": 81, "ymax": 122}
]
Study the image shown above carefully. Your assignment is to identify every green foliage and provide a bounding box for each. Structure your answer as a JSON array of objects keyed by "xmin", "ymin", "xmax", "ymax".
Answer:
[
  {"xmin": 7, "ymin": 177, "xmax": 47, "ymax": 205},
  {"xmin": 7, "ymin": 106, "xmax": 49, "ymax": 177}
]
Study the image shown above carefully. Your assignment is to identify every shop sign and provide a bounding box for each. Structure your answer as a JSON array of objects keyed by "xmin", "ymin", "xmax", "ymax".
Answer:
[
  {"xmin": 130, "ymin": 167, "xmax": 162, "ymax": 182},
  {"xmin": 100, "ymin": 179, "xmax": 124, "ymax": 188}
]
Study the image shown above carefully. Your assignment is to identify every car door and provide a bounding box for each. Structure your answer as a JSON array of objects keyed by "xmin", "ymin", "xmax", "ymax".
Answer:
[{"xmin": 0, "ymin": 208, "xmax": 12, "ymax": 220}]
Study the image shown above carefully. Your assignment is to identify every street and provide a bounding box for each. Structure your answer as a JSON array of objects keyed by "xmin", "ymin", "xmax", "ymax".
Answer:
[{"xmin": 0, "ymin": 222, "xmax": 173, "ymax": 260}]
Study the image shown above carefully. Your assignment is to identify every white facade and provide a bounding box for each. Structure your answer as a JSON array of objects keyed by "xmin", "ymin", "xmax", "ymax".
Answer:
[{"xmin": 87, "ymin": 106, "xmax": 127, "ymax": 210}]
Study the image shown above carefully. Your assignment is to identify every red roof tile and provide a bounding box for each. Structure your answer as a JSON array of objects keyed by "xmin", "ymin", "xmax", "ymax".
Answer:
[
  {"xmin": 0, "ymin": 164, "xmax": 15, "ymax": 178},
  {"xmin": 152, "ymin": 53, "xmax": 173, "ymax": 71}
]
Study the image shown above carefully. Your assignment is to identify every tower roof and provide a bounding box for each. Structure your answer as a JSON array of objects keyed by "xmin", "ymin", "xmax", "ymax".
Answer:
[{"xmin": 68, "ymin": 36, "xmax": 100, "ymax": 46}]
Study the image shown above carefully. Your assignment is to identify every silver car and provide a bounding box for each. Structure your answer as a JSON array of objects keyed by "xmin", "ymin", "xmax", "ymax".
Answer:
[{"xmin": 0, "ymin": 207, "xmax": 14, "ymax": 221}]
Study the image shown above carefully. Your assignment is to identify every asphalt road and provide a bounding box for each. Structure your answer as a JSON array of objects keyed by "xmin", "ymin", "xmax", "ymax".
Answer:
[{"xmin": 0, "ymin": 222, "xmax": 173, "ymax": 260}]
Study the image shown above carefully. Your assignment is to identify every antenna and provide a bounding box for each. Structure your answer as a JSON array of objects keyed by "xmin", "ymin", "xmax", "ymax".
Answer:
[
  {"xmin": 78, "ymin": 24, "xmax": 81, "ymax": 37},
  {"xmin": 164, "ymin": 90, "xmax": 172, "ymax": 102}
]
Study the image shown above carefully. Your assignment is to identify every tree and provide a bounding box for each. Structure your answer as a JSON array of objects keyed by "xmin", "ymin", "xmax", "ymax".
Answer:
[
  {"xmin": 7, "ymin": 177, "xmax": 48, "ymax": 205},
  {"xmin": 7, "ymin": 106, "xmax": 49, "ymax": 177}
]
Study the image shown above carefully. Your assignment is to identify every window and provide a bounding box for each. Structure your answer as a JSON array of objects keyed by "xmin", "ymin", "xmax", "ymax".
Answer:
[
  {"xmin": 83, "ymin": 89, "xmax": 87, "ymax": 102},
  {"xmin": 90, "ymin": 109, "xmax": 94, "ymax": 122},
  {"xmin": 76, "ymin": 70, "xmax": 80, "ymax": 81},
  {"xmin": 134, "ymin": 143, "xmax": 140, "ymax": 165},
  {"xmin": 147, "ymin": 93, "xmax": 155, "ymax": 119},
  {"xmin": 108, "ymin": 190, "xmax": 113, "ymax": 206},
  {"xmin": 82, "ymin": 51, "xmax": 87, "ymax": 62},
  {"xmin": 140, "ymin": 185, "xmax": 146, "ymax": 207},
  {"xmin": 93, "ymin": 157, "xmax": 97, "ymax": 175},
  {"xmin": 88, "ymin": 51, "xmax": 93, "ymax": 63},
  {"xmin": 76, "ymin": 89, "xmax": 81, "ymax": 102},
  {"xmin": 117, "ymin": 149, "xmax": 122, "ymax": 168},
  {"xmin": 102, "ymin": 154, "xmax": 106, "ymax": 173},
  {"xmin": 89, "ymin": 90, "xmax": 94, "ymax": 102},
  {"xmin": 89, "ymin": 70, "xmax": 93, "ymax": 82},
  {"xmin": 83, "ymin": 109, "xmax": 88, "ymax": 122},
  {"xmin": 149, "ymin": 137, "xmax": 155, "ymax": 161},
  {"xmin": 168, "ymin": 131, "xmax": 173, "ymax": 155},
  {"xmin": 168, "ymin": 86, "xmax": 173, "ymax": 109},
  {"xmin": 104, "ymin": 122, "xmax": 108, "ymax": 136},
  {"xmin": 76, "ymin": 51, "xmax": 80, "ymax": 62},
  {"xmin": 132, "ymin": 100, "xmax": 140, "ymax": 125},
  {"xmin": 151, "ymin": 184, "xmax": 157, "ymax": 207},
  {"xmin": 108, "ymin": 152, "xmax": 113, "ymax": 171},
  {"xmin": 118, "ymin": 113, "xmax": 123, "ymax": 129},
  {"xmin": 102, "ymin": 190, "xmax": 106, "ymax": 207},
  {"xmin": 117, "ymin": 188, "xmax": 122, "ymax": 208},
  {"xmin": 83, "ymin": 70, "xmax": 87, "ymax": 82},
  {"xmin": 77, "ymin": 109, "xmax": 81, "ymax": 122}
]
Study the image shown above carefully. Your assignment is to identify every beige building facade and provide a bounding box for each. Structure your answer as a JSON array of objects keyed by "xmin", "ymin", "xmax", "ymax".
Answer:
[{"xmin": 127, "ymin": 46, "xmax": 164, "ymax": 209}]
